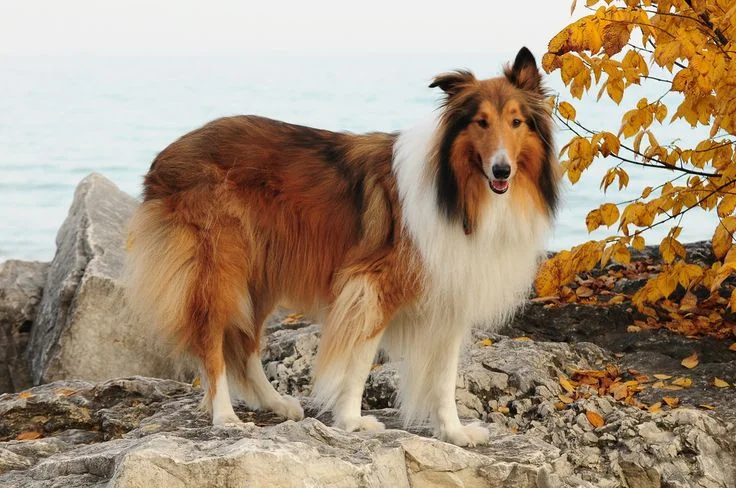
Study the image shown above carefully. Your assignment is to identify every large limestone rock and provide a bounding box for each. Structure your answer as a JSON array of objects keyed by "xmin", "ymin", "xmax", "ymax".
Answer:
[
  {"xmin": 26, "ymin": 173, "xmax": 173, "ymax": 385},
  {"xmin": 0, "ymin": 260, "xmax": 49, "ymax": 393}
]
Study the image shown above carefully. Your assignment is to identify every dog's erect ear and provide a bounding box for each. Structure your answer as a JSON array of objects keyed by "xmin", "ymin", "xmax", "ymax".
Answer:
[
  {"xmin": 429, "ymin": 70, "xmax": 476, "ymax": 97},
  {"xmin": 505, "ymin": 47, "xmax": 542, "ymax": 92}
]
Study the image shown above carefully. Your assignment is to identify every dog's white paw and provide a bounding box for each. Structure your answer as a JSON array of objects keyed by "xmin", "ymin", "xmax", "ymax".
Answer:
[
  {"xmin": 212, "ymin": 412, "xmax": 244, "ymax": 426},
  {"xmin": 335, "ymin": 415, "xmax": 386, "ymax": 433},
  {"xmin": 272, "ymin": 395, "xmax": 305, "ymax": 421},
  {"xmin": 439, "ymin": 423, "xmax": 490, "ymax": 447}
]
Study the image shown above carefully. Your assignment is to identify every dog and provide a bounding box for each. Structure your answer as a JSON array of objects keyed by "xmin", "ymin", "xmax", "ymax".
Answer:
[{"xmin": 123, "ymin": 47, "xmax": 560, "ymax": 446}]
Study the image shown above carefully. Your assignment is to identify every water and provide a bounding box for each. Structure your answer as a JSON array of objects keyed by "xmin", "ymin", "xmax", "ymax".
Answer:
[{"xmin": 0, "ymin": 52, "xmax": 717, "ymax": 262}]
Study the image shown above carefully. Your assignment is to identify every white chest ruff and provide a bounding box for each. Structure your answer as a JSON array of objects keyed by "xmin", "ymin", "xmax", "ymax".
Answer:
[{"xmin": 393, "ymin": 119, "xmax": 551, "ymax": 330}]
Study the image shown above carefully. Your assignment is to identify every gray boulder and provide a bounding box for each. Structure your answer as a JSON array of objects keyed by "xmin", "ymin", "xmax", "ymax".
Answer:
[
  {"xmin": 0, "ymin": 260, "xmax": 49, "ymax": 393},
  {"xmin": 26, "ymin": 173, "xmax": 174, "ymax": 385}
]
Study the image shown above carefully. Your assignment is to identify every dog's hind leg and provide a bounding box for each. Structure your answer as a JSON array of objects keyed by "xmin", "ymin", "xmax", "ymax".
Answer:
[
  {"xmin": 224, "ymin": 325, "xmax": 304, "ymax": 421},
  {"xmin": 312, "ymin": 274, "xmax": 394, "ymax": 432}
]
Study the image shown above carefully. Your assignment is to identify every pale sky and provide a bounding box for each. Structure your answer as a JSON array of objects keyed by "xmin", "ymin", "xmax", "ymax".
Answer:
[{"xmin": 0, "ymin": 1, "xmax": 581, "ymax": 56}]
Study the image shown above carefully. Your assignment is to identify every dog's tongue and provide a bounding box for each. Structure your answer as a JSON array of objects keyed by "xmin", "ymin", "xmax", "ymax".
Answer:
[{"xmin": 490, "ymin": 180, "xmax": 509, "ymax": 193}]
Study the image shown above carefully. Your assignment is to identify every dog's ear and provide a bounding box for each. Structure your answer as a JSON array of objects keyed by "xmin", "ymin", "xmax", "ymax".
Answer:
[
  {"xmin": 505, "ymin": 47, "xmax": 542, "ymax": 92},
  {"xmin": 429, "ymin": 70, "xmax": 476, "ymax": 97}
]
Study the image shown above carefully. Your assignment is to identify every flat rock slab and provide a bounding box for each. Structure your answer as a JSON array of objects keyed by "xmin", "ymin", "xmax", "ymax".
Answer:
[
  {"xmin": 1, "ymin": 333, "xmax": 735, "ymax": 487},
  {"xmin": 26, "ymin": 173, "xmax": 174, "ymax": 385}
]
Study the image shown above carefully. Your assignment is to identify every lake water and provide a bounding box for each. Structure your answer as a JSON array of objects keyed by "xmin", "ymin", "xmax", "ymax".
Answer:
[{"xmin": 0, "ymin": 52, "xmax": 717, "ymax": 262}]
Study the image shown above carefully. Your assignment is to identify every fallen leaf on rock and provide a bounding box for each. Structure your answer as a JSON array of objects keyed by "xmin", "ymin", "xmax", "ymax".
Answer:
[
  {"xmin": 282, "ymin": 313, "xmax": 304, "ymax": 324},
  {"xmin": 558, "ymin": 394, "xmax": 574, "ymax": 404},
  {"xmin": 559, "ymin": 376, "xmax": 576, "ymax": 393},
  {"xmin": 627, "ymin": 325, "xmax": 641, "ymax": 333},
  {"xmin": 648, "ymin": 402, "xmax": 662, "ymax": 413},
  {"xmin": 497, "ymin": 406, "xmax": 510, "ymax": 414},
  {"xmin": 672, "ymin": 377, "xmax": 693, "ymax": 387},
  {"xmin": 18, "ymin": 391, "xmax": 33, "ymax": 399},
  {"xmin": 729, "ymin": 343, "xmax": 736, "ymax": 352},
  {"xmin": 681, "ymin": 353, "xmax": 699, "ymax": 369},
  {"xmin": 576, "ymin": 286, "xmax": 594, "ymax": 298},
  {"xmin": 480, "ymin": 338, "xmax": 493, "ymax": 347},
  {"xmin": 660, "ymin": 384, "xmax": 683, "ymax": 391},
  {"xmin": 699, "ymin": 404, "xmax": 716, "ymax": 410},
  {"xmin": 713, "ymin": 377, "xmax": 730, "ymax": 388},
  {"xmin": 608, "ymin": 295, "xmax": 625, "ymax": 304},
  {"xmin": 653, "ymin": 374, "xmax": 672, "ymax": 380},
  {"xmin": 663, "ymin": 396, "xmax": 680, "ymax": 407},
  {"xmin": 54, "ymin": 388, "xmax": 77, "ymax": 396},
  {"xmin": 513, "ymin": 336, "xmax": 532, "ymax": 341},
  {"xmin": 651, "ymin": 381, "xmax": 665, "ymax": 389},
  {"xmin": 586, "ymin": 410, "xmax": 605, "ymax": 428},
  {"xmin": 16, "ymin": 431, "xmax": 42, "ymax": 440}
]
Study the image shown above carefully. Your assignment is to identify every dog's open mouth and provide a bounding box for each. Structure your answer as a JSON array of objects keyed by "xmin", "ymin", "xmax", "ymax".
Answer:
[{"xmin": 489, "ymin": 179, "xmax": 509, "ymax": 194}]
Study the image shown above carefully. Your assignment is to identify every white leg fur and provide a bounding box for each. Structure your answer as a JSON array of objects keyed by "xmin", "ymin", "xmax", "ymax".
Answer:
[
  {"xmin": 313, "ymin": 276, "xmax": 387, "ymax": 432},
  {"xmin": 429, "ymin": 336, "xmax": 489, "ymax": 447},
  {"xmin": 211, "ymin": 366, "xmax": 242, "ymax": 426},
  {"xmin": 238, "ymin": 353, "xmax": 304, "ymax": 421},
  {"xmin": 330, "ymin": 333, "xmax": 385, "ymax": 432}
]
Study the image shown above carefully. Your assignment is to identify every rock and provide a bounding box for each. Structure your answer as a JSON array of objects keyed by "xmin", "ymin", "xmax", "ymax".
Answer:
[
  {"xmin": 26, "ymin": 173, "xmax": 174, "ymax": 385},
  {"xmin": 0, "ymin": 260, "xmax": 49, "ymax": 393}
]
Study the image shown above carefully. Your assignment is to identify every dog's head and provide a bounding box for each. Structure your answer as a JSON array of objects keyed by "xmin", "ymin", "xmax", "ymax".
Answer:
[{"xmin": 430, "ymin": 47, "xmax": 560, "ymax": 233}]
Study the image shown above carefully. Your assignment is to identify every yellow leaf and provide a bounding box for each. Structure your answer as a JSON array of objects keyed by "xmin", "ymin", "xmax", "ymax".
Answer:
[
  {"xmin": 633, "ymin": 235, "xmax": 645, "ymax": 250},
  {"xmin": 560, "ymin": 376, "xmax": 576, "ymax": 393},
  {"xmin": 699, "ymin": 404, "xmax": 716, "ymax": 410},
  {"xmin": 672, "ymin": 377, "xmax": 692, "ymax": 387},
  {"xmin": 558, "ymin": 394, "xmax": 574, "ymax": 404},
  {"xmin": 18, "ymin": 391, "xmax": 33, "ymax": 399},
  {"xmin": 648, "ymin": 402, "xmax": 662, "ymax": 413},
  {"xmin": 586, "ymin": 410, "xmax": 605, "ymax": 428},
  {"xmin": 480, "ymin": 338, "xmax": 493, "ymax": 347},
  {"xmin": 576, "ymin": 286, "xmax": 594, "ymax": 298},
  {"xmin": 558, "ymin": 101, "xmax": 577, "ymax": 120},
  {"xmin": 513, "ymin": 336, "xmax": 532, "ymax": 341},
  {"xmin": 663, "ymin": 396, "xmax": 680, "ymax": 407},
  {"xmin": 586, "ymin": 209, "xmax": 602, "ymax": 232},
  {"xmin": 600, "ymin": 203, "xmax": 620, "ymax": 227},
  {"xmin": 729, "ymin": 343, "xmax": 736, "ymax": 352},
  {"xmin": 653, "ymin": 374, "xmax": 672, "ymax": 380},
  {"xmin": 602, "ymin": 22, "xmax": 630, "ymax": 56},
  {"xmin": 712, "ymin": 216, "xmax": 736, "ymax": 259},
  {"xmin": 713, "ymin": 377, "xmax": 730, "ymax": 388},
  {"xmin": 681, "ymin": 353, "xmax": 699, "ymax": 369}
]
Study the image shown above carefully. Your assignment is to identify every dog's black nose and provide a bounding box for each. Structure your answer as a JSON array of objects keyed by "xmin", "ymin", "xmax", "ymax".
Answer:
[{"xmin": 492, "ymin": 162, "xmax": 511, "ymax": 180}]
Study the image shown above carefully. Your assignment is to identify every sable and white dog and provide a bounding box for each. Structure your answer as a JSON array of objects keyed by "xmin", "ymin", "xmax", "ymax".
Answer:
[{"xmin": 124, "ymin": 47, "xmax": 560, "ymax": 446}]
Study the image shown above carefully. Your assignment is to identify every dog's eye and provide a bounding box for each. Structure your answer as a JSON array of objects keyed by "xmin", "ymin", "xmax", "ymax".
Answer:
[
  {"xmin": 512, "ymin": 118, "xmax": 523, "ymax": 128},
  {"xmin": 476, "ymin": 119, "xmax": 489, "ymax": 129}
]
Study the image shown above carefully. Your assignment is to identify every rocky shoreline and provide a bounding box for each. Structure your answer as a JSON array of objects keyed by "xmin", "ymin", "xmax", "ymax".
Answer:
[{"xmin": 1, "ymin": 173, "xmax": 735, "ymax": 487}]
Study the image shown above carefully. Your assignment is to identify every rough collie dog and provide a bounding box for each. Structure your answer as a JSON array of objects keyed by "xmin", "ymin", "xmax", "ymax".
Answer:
[{"xmin": 123, "ymin": 47, "xmax": 559, "ymax": 446}]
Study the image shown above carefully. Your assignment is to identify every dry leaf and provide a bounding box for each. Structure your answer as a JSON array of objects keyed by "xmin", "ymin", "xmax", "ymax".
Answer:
[
  {"xmin": 576, "ymin": 286, "xmax": 594, "ymax": 298},
  {"xmin": 627, "ymin": 325, "xmax": 641, "ymax": 333},
  {"xmin": 660, "ymin": 384, "xmax": 683, "ymax": 391},
  {"xmin": 54, "ymin": 388, "xmax": 76, "ymax": 396},
  {"xmin": 586, "ymin": 410, "xmax": 605, "ymax": 428},
  {"xmin": 559, "ymin": 376, "xmax": 576, "ymax": 393},
  {"xmin": 480, "ymin": 338, "xmax": 493, "ymax": 347},
  {"xmin": 729, "ymin": 343, "xmax": 736, "ymax": 352},
  {"xmin": 513, "ymin": 336, "xmax": 532, "ymax": 341},
  {"xmin": 663, "ymin": 396, "xmax": 680, "ymax": 407},
  {"xmin": 713, "ymin": 377, "xmax": 730, "ymax": 388},
  {"xmin": 558, "ymin": 394, "xmax": 574, "ymax": 404},
  {"xmin": 672, "ymin": 377, "xmax": 693, "ymax": 387},
  {"xmin": 497, "ymin": 406, "xmax": 510, "ymax": 414},
  {"xmin": 16, "ymin": 431, "xmax": 42, "ymax": 441},
  {"xmin": 699, "ymin": 404, "xmax": 716, "ymax": 410},
  {"xmin": 681, "ymin": 352, "xmax": 699, "ymax": 369},
  {"xmin": 18, "ymin": 391, "xmax": 33, "ymax": 399},
  {"xmin": 648, "ymin": 402, "xmax": 662, "ymax": 413}
]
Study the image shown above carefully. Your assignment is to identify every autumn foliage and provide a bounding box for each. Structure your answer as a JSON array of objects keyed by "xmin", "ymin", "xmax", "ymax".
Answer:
[{"xmin": 537, "ymin": 0, "xmax": 736, "ymax": 330}]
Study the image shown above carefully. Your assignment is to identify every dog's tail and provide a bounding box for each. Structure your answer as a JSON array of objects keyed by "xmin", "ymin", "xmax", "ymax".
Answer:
[{"xmin": 122, "ymin": 199, "xmax": 201, "ymax": 353}]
